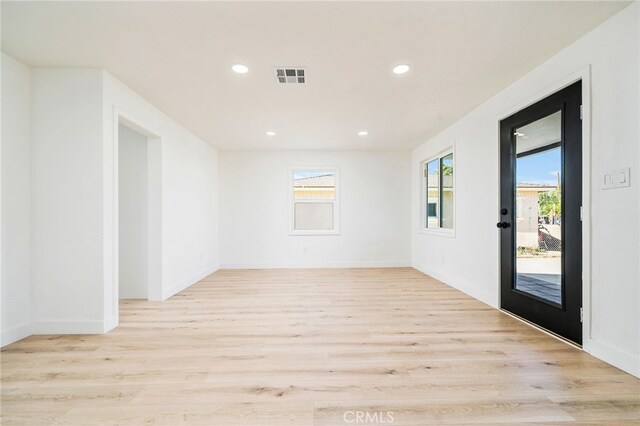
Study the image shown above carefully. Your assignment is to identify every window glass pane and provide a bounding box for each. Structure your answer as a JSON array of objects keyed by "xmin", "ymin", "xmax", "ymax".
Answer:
[
  {"xmin": 440, "ymin": 153, "xmax": 454, "ymax": 229},
  {"xmin": 294, "ymin": 202, "xmax": 334, "ymax": 230},
  {"xmin": 426, "ymin": 159, "xmax": 439, "ymax": 228},
  {"xmin": 293, "ymin": 171, "xmax": 335, "ymax": 200},
  {"xmin": 514, "ymin": 110, "xmax": 562, "ymax": 306}
]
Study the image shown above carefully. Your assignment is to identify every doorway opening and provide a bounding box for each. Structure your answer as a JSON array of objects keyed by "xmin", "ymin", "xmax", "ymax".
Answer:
[
  {"xmin": 118, "ymin": 124, "xmax": 149, "ymax": 299},
  {"xmin": 116, "ymin": 115, "xmax": 162, "ymax": 310},
  {"xmin": 499, "ymin": 81, "xmax": 582, "ymax": 344}
]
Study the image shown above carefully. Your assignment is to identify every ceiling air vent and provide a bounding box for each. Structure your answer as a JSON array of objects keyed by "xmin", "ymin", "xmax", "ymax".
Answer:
[{"xmin": 276, "ymin": 68, "xmax": 306, "ymax": 84}]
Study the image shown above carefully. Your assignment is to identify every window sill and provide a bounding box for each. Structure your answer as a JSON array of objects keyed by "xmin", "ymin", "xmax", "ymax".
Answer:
[
  {"xmin": 289, "ymin": 230, "xmax": 341, "ymax": 236},
  {"xmin": 418, "ymin": 228, "xmax": 456, "ymax": 238}
]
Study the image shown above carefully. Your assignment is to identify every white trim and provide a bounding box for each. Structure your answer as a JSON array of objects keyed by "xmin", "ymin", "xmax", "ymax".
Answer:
[
  {"xmin": 583, "ymin": 338, "xmax": 640, "ymax": 377},
  {"xmin": 103, "ymin": 315, "xmax": 118, "ymax": 334},
  {"xmin": 32, "ymin": 320, "xmax": 106, "ymax": 335},
  {"xmin": 113, "ymin": 107, "xmax": 164, "ymax": 318},
  {"xmin": 289, "ymin": 167, "xmax": 341, "ymax": 236},
  {"xmin": 161, "ymin": 264, "xmax": 219, "ymax": 300},
  {"xmin": 116, "ymin": 107, "xmax": 162, "ymax": 140},
  {"xmin": 578, "ymin": 67, "xmax": 593, "ymax": 346},
  {"xmin": 418, "ymin": 228, "xmax": 456, "ymax": 238},
  {"xmin": 1, "ymin": 323, "xmax": 34, "ymax": 347},
  {"xmin": 221, "ymin": 261, "xmax": 410, "ymax": 269},
  {"xmin": 146, "ymin": 137, "xmax": 163, "ymax": 302},
  {"xmin": 412, "ymin": 263, "xmax": 495, "ymax": 307},
  {"xmin": 0, "ymin": 47, "xmax": 3, "ymax": 349},
  {"xmin": 289, "ymin": 230, "xmax": 341, "ymax": 236},
  {"xmin": 503, "ymin": 67, "xmax": 592, "ymax": 337},
  {"xmin": 419, "ymin": 145, "xmax": 456, "ymax": 236},
  {"xmin": 498, "ymin": 69, "xmax": 587, "ymax": 120}
]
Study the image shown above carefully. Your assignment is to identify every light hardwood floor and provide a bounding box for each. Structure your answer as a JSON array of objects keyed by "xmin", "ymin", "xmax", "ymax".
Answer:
[{"xmin": 1, "ymin": 268, "xmax": 639, "ymax": 425}]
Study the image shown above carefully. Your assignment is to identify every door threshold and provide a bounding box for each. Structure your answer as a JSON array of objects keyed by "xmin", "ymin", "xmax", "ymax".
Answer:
[{"xmin": 500, "ymin": 308, "xmax": 582, "ymax": 349}]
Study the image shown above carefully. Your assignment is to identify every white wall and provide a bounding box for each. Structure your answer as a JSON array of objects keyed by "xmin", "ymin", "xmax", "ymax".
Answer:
[
  {"xmin": 220, "ymin": 150, "xmax": 411, "ymax": 268},
  {"xmin": 118, "ymin": 124, "xmax": 148, "ymax": 299},
  {"xmin": 1, "ymin": 54, "xmax": 33, "ymax": 345},
  {"xmin": 1, "ymin": 63, "xmax": 220, "ymax": 340},
  {"xmin": 31, "ymin": 68, "xmax": 105, "ymax": 334},
  {"xmin": 102, "ymin": 72, "xmax": 220, "ymax": 327},
  {"xmin": 411, "ymin": 3, "xmax": 639, "ymax": 377}
]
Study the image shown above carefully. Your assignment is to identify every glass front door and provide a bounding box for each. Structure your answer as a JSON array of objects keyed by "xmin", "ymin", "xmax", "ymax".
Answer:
[
  {"xmin": 499, "ymin": 81, "xmax": 582, "ymax": 345},
  {"xmin": 514, "ymin": 111, "xmax": 563, "ymax": 306}
]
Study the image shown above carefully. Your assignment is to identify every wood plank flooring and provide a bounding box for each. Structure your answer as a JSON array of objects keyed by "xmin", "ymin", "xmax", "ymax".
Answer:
[{"xmin": 1, "ymin": 268, "xmax": 639, "ymax": 425}]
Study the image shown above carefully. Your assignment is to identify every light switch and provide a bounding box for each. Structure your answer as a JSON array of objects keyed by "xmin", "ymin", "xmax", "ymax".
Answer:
[{"xmin": 602, "ymin": 167, "xmax": 631, "ymax": 190}]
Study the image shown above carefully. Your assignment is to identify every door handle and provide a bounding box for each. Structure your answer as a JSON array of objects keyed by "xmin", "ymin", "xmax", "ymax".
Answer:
[{"xmin": 496, "ymin": 222, "xmax": 511, "ymax": 228}]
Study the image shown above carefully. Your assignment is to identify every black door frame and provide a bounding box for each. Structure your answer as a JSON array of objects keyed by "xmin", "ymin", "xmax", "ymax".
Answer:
[{"xmin": 499, "ymin": 80, "xmax": 583, "ymax": 345}]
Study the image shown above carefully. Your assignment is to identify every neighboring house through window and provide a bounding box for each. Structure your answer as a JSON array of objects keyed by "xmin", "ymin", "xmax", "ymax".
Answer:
[
  {"xmin": 423, "ymin": 150, "xmax": 454, "ymax": 232},
  {"xmin": 290, "ymin": 169, "xmax": 340, "ymax": 235}
]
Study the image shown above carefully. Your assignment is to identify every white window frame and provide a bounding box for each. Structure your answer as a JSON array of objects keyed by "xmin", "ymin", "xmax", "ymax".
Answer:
[
  {"xmin": 289, "ymin": 167, "xmax": 341, "ymax": 236},
  {"xmin": 420, "ymin": 147, "xmax": 455, "ymax": 237}
]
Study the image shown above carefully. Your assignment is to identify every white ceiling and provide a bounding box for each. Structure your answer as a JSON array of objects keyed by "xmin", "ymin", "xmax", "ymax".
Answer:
[{"xmin": 1, "ymin": 1, "xmax": 629, "ymax": 151}]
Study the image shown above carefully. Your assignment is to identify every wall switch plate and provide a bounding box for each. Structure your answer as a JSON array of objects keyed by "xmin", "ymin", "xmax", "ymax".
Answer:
[{"xmin": 602, "ymin": 167, "xmax": 630, "ymax": 190}]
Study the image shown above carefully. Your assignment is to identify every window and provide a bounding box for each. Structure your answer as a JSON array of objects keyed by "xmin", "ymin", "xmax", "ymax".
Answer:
[
  {"xmin": 423, "ymin": 151, "xmax": 454, "ymax": 231},
  {"xmin": 426, "ymin": 159, "xmax": 440, "ymax": 228},
  {"xmin": 290, "ymin": 169, "xmax": 339, "ymax": 235}
]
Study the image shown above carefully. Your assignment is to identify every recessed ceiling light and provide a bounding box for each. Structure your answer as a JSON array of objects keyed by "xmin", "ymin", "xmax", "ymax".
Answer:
[
  {"xmin": 393, "ymin": 64, "xmax": 410, "ymax": 75},
  {"xmin": 266, "ymin": 131, "xmax": 276, "ymax": 136},
  {"xmin": 231, "ymin": 64, "xmax": 249, "ymax": 74},
  {"xmin": 358, "ymin": 131, "xmax": 368, "ymax": 136}
]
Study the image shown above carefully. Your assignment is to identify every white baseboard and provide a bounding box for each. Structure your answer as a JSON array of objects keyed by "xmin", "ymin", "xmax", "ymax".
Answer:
[
  {"xmin": 1, "ymin": 322, "xmax": 34, "ymax": 347},
  {"xmin": 412, "ymin": 262, "xmax": 639, "ymax": 379},
  {"xmin": 103, "ymin": 315, "xmax": 118, "ymax": 333},
  {"xmin": 584, "ymin": 337, "xmax": 640, "ymax": 378},
  {"xmin": 162, "ymin": 264, "xmax": 219, "ymax": 300},
  {"xmin": 32, "ymin": 320, "xmax": 106, "ymax": 335},
  {"xmin": 411, "ymin": 261, "xmax": 497, "ymax": 308},
  {"xmin": 220, "ymin": 261, "xmax": 410, "ymax": 269}
]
